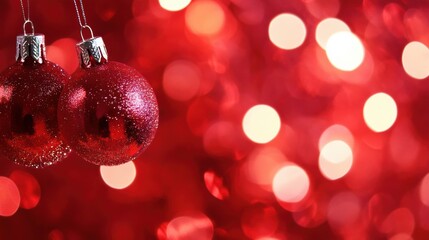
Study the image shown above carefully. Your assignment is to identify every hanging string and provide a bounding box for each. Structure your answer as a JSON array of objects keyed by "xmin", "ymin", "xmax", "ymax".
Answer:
[
  {"xmin": 19, "ymin": 0, "xmax": 34, "ymax": 35},
  {"xmin": 72, "ymin": 0, "xmax": 94, "ymax": 41}
]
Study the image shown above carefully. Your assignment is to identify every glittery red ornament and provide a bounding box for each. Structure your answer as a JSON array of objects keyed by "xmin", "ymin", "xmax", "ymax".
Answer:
[
  {"xmin": 58, "ymin": 37, "xmax": 158, "ymax": 166},
  {"xmin": 0, "ymin": 34, "xmax": 71, "ymax": 168}
]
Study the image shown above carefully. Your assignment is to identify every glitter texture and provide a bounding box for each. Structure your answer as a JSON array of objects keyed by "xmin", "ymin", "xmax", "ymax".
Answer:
[
  {"xmin": 0, "ymin": 61, "xmax": 71, "ymax": 168},
  {"xmin": 58, "ymin": 61, "xmax": 159, "ymax": 166}
]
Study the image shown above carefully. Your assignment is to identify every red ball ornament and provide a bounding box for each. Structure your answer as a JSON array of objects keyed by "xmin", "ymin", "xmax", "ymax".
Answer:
[
  {"xmin": 0, "ymin": 34, "xmax": 71, "ymax": 168},
  {"xmin": 58, "ymin": 37, "xmax": 158, "ymax": 166}
]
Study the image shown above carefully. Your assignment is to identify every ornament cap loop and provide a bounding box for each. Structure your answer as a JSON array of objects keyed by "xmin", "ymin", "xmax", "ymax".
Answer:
[
  {"xmin": 80, "ymin": 25, "xmax": 94, "ymax": 42},
  {"xmin": 23, "ymin": 20, "xmax": 35, "ymax": 36},
  {"xmin": 15, "ymin": 34, "xmax": 46, "ymax": 64},
  {"xmin": 76, "ymin": 36, "xmax": 108, "ymax": 68}
]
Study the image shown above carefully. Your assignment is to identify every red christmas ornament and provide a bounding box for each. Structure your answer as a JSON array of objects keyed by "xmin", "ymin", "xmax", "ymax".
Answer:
[
  {"xmin": 0, "ymin": 34, "xmax": 71, "ymax": 168},
  {"xmin": 58, "ymin": 37, "xmax": 159, "ymax": 166}
]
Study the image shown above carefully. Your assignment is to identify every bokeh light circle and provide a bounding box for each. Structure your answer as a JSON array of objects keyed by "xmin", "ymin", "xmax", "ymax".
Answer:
[
  {"xmin": 0, "ymin": 177, "xmax": 20, "ymax": 217},
  {"xmin": 159, "ymin": 0, "xmax": 191, "ymax": 12},
  {"xmin": 327, "ymin": 192, "xmax": 361, "ymax": 228},
  {"xmin": 363, "ymin": 92, "xmax": 398, "ymax": 132},
  {"xmin": 9, "ymin": 170, "xmax": 41, "ymax": 209},
  {"xmin": 315, "ymin": 18, "xmax": 350, "ymax": 49},
  {"xmin": 420, "ymin": 173, "xmax": 429, "ymax": 206},
  {"xmin": 402, "ymin": 41, "xmax": 429, "ymax": 80},
  {"xmin": 163, "ymin": 60, "xmax": 201, "ymax": 101},
  {"xmin": 242, "ymin": 105, "xmax": 281, "ymax": 144},
  {"xmin": 326, "ymin": 31, "xmax": 365, "ymax": 71},
  {"xmin": 318, "ymin": 124, "xmax": 354, "ymax": 151},
  {"xmin": 272, "ymin": 165, "xmax": 310, "ymax": 203},
  {"xmin": 100, "ymin": 161, "xmax": 137, "ymax": 190},
  {"xmin": 185, "ymin": 0, "xmax": 225, "ymax": 36},
  {"xmin": 319, "ymin": 140, "xmax": 353, "ymax": 180},
  {"xmin": 268, "ymin": 13, "xmax": 307, "ymax": 50}
]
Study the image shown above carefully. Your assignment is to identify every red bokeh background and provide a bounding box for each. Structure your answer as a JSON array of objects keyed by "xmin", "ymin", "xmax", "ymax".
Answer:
[{"xmin": 1, "ymin": 0, "xmax": 429, "ymax": 239}]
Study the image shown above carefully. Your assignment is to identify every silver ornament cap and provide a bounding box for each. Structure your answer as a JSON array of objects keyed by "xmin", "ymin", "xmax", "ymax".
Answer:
[
  {"xmin": 76, "ymin": 36, "xmax": 108, "ymax": 68},
  {"xmin": 15, "ymin": 34, "xmax": 46, "ymax": 64}
]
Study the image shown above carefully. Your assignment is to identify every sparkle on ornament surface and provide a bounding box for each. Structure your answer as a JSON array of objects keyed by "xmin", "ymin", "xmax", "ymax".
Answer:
[
  {"xmin": 166, "ymin": 214, "xmax": 214, "ymax": 240},
  {"xmin": 319, "ymin": 140, "xmax": 353, "ymax": 180},
  {"xmin": 272, "ymin": 165, "xmax": 310, "ymax": 203},
  {"xmin": 242, "ymin": 105, "xmax": 281, "ymax": 144},
  {"xmin": 402, "ymin": 41, "xmax": 429, "ymax": 80},
  {"xmin": 268, "ymin": 13, "xmax": 307, "ymax": 50},
  {"xmin": 159, "ymin": 0, "xmax": 191, "ymax": 12},
  {"xmin": 185, "ymin": 0, "xmax": 225, "ymax": 36},
  {"xmin": 326, "ymin": 31, "xmax": 365, "ymax": 71},
  {"xmin": 100, "ymin": 161, "xmax": 137, "ymax": 190},
  {"xmin": 363, "ymin": 92, "xmax": 397, "ymax": 132},
  {"xmin": 163, "ymin": 60, "xmax": 201, "ymax": 101},
  {"xmin": 420, "ymin": 173, "xmax": 429, "ymax": 206},
  {"xmin": 318, "ymin": 124, "xmax": 354, "ymax": 151},
  {"xmin": 315, "ymin": 18, "xmax": 350, "ymax": 49},
  {"xmin": 9, "ymin": 170, "xmax": 41, "ymax": 209},
  {"xmin": 0, "ymin": 176, "xmax": 20, "ymax": 217}
]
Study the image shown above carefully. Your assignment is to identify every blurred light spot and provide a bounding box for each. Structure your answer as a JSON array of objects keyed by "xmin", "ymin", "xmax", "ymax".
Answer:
[
  {"xmin": 0, "ymin": 176, "xmax": 20, "ymax": 217},
  {"xmin": 268, "ymin": 13, "xmax": 306, "ymax": 50},
  {"xmin": 245, "ymin": 147, "xmax": 286, "ymax": 191},
  {"xmin": 272, "ymin": 165, "xmax": 310, "ymax": 203},
  {"xmin": 9, "ymin": 170, "xmax": 41, "ymax": 209},
  {"xmin": 185, "ymin": 0, "xmax": 225, "ymax": 36},
  {"xmin": 163, "ymin": 60, "xmax": 201, "ymax": 101},
  {"xmin": 166, "ymin": 214, "xmax": 214, "ymax": 240},
  {"xmin": 318, "ymin": 124, "xmax": 354, "ymax": 151},
  {"xmin": 315, "ymin": 18, "xmax": 350, "ymax": 49},
  {"xmin": 420, "ymin": 173, "xmax": 429, "ymax": 206},
  {"xmin": 363, "ymin": 92, "xmax": 397, "ymax": 132},
  {"xmin": 204, "ymin": 170, "xmax": 229, "ymax": 200},
  {"xmin": 46, "ymin": 38, "xmax": 79, "ymax": 74},
  {"xmin": 327, "ymin": 192, "xmax": 360, "ymax": 228},
  {"xmin": 402, "ymin": 41, "xmax": 429, "ymax": 80},
  {"xmin": 381, "ymin": 208, "xmax": 415, "ymax": 236},
  {"xmin": 159, "ymin": 0, "xmax": 191, "ymax": 11},
  {"xmin": 389, "ymin": 121, "xmax": 420, "ymax": 171},
  {"xmin": 100, "ymin": 161, "xmax": 137, "ymax": 190},
  {"xmin": 241, "ymin": 203, "xmax": 279, "ymax": 239},
  {"xmin": 326, "ymin": 31, "xmax": 365, "ymax": 71},
  {"xmin": 242, "ymin": 105, "xmax": 281, "ymax": 144},
  {"xmin": 319, "ymin": 140, "xmax": 353, "ymax": 180}
]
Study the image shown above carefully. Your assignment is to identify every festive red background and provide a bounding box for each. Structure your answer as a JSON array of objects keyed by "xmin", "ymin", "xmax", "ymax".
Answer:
[{"xmin": 1, "ymin": 0, "xmax": 429, "ymax": 239}]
